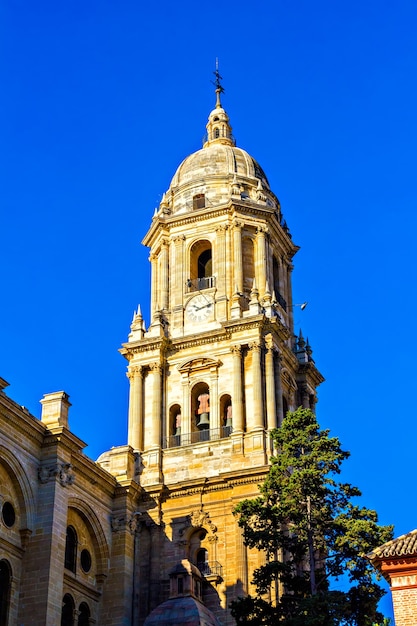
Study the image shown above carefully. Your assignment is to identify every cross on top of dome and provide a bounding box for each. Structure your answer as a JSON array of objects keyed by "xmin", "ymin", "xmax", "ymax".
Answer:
[{"xmin": 204, "ymin": 61, "xmax": 235, "ymax": 148}]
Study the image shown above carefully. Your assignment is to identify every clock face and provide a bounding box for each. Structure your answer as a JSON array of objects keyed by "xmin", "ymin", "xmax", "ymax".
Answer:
[{"xmin": 185, "ymin": 294, "xmax": 214, "ymax": 323}]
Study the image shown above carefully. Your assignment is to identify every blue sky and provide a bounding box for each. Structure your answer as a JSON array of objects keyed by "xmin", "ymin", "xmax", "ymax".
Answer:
[{"xmin": 2, "ymin": 1, "xmax": 417, "ymax": 619}]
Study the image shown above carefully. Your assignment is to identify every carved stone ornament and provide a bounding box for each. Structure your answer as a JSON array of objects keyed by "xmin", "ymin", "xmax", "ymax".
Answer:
[
  {"xmin": 38, "ymin": 463, "xmax": 75, "ymax": 487},
  {"xmin": 190, "ymin": 509, "xmax": 217, "ymax": 534}
]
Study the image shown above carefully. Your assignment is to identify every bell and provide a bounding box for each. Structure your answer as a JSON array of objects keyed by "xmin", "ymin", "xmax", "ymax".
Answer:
[{"xmin": 197, "ymin": 412, "xmax": 210, "ymax": 428}]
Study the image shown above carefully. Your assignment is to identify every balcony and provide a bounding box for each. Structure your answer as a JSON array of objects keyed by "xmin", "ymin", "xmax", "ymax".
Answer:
[
  {"xmin": 186, "ymin": 276, "xmax": 216, "ymax": 292},
  {"xmin": 196, "ymin": 560, "xmax": 223, "ymax": 582},
  {"xmin": 164, "ymin": 426, "xmax": 233, "ymax": 449}
]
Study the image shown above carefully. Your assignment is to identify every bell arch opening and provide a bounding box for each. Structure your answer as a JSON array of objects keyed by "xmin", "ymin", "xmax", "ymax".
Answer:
[
  {"xmin": 192, "ymin": 382, "xmax": 210, "ymax": 439},
  {"xmin": 220, "ymin": 394, "xmax": 232, "ymax": 436},
  {"xmin": 188, "ymin": 240, "xmax": 214, "ymax": 291}
]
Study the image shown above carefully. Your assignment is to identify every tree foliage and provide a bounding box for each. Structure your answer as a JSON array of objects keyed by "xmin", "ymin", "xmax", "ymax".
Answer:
[{"xmin": 232, "ymin": 408, "xmax": 393, "ymax": 626}]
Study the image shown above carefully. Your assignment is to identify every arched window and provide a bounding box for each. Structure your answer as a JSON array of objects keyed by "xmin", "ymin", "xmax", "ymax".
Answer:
[
  {"xmin": 78, "ymin": 602, "xmax": 90, "ymax": 626},
  {"xmin": 196, "ymin": 548, "xmax": 210, "ymax": 575},
  {"xmin": 273, "ymin": 256, "xmax": 280, "ymax": 295},
  {"xmin": 220, "ymin": 394, "xmax": 232, "ymax": 437},
  {"xmin": 61, "ymin": 594, "xmax": 75, "ymax": 626},
  {"xmin": 192, "ymin": 382, "xmax": 210, "ymax": 440},
  {"xmin": 64, "ymin": 526, "xmax": 77, "ymax": 573},
  {"xmin": 0, "ymin": 560, "xmax": 11, "ymax": 626},
  {"xmin": 198, "ymin": 249, "xmax": 212, "ymax": 281},
  {"xmin": 214, "ymin": 128, "xmax": 220, "ymax": 139},
  {"xmin": 169, "ymin": 404, "xmax": 182, "ymax": 447},
  {"xmin": 188, "ymin": 240, "xmax": 214, "ymax": 291}
]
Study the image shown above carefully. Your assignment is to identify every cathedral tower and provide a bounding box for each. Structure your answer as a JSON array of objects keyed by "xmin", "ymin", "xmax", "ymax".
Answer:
[{"xmin": 118, "ymin": 78, "xmax": 324, "ymax": 624}]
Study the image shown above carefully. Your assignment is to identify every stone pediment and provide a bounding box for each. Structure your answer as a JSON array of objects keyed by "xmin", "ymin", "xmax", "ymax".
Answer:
[{"xmin": 177, "ymin": 358, "xmax": 222, "ymax": 374}]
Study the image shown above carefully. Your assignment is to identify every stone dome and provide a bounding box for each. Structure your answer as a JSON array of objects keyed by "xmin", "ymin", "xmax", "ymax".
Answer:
[
  {"xmin": 143, "ymin": 596, "xmax": 221, "ymax": 626},
  {"xmin": 170, "ymin": 144, "xmax": 270, "ymax": 191},
  {"xmin": 157, "ymin": 88, "xmax": 278, "ymax": 217}
]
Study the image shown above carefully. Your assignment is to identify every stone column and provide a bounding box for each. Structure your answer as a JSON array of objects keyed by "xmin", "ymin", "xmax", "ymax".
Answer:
[
  {"xmin": 209, "ymin": 367, "xmax": 219, "ymax": 433},
  {"xmin": 160, "ymin": 238, "xmax": 169, "ymax": 310},
  {"xmin": 232, "ymin": 221, "xmax": 243, "ymax": 294},
  {"xmin": 181, "ymin": 375, "xmax": 190, "ymax": 443},
  {"xmin": 256, "ymin": 226, "xmax": 267, "ymax": 299},
  {"xmin": 150, "ymin": 363, "xmax": 162, "ymax": 448},
  {"xmin": 149, "ymin": 253, "xmax": 158, "ymax": 319},
  {"xmin": 275, "ymin": 352, "xmax": 284, "ymax": 426},
  {"xmin": 249, "ymin": 342, "xmax": 264, "ymax": 430},
  {"xmin": 127, "ymin": 366, "xmax": 143, "ymax": 450},
  {"xmin": 231, "ymin": 345, "xmax": 244, "ymax": 432},
  {"xmin": 172, "ymin": 235, "xmax": 185, "ymax": 306},
  {"xmin": 215, "ymin": 225, "xmax": 228, "ymax": 319},
  {"xmin": 265, "ymin": 343, "xmax": 277, "ymax": 431}
]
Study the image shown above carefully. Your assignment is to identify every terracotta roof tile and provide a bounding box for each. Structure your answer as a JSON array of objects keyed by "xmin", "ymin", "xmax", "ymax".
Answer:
[{"xmin": 369, "ymin": 529, "xmax": 417, "ymax": 559}]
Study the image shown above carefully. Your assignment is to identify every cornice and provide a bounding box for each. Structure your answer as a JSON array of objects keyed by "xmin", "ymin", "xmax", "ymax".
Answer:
[
  {"xmin": 0, "ymin": 392, "xmax": 46, "ymax": 446},
  {"xmin": 297, "ymin": 361, "xmax": 325, "ymax": 386}
]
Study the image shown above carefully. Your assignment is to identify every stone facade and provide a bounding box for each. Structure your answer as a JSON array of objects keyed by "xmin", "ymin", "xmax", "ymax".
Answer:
[{"xmin": 0, "ymin": 85, "xmax": 324, "ymax": 625}]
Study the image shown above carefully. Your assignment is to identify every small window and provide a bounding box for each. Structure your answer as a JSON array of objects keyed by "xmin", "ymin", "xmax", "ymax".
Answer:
[
  {"xmin": 80, "ymin": 549, "xmax": 92, "ymax": 573},
  {"xmin": 2, "ymin": 502, "xmax": 15, "ymax": 528},
  {"xmin": 193, "ymin": 194, "xmax": 205, "ymax": 210},
  {"xmin": 64, "ymin": 526, "xmax": 77, "ymax": 573},
  {"xmin": 177, "ymin": 576, "xmax": 184, "ymax": 594},
  {"xmin": 214, "ymin": 128, "xmax": 220, "ymax": 138}
]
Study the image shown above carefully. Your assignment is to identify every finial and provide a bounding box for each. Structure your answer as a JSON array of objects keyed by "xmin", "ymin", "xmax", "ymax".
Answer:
[{"xmin": 211, "ymin": 58, "xmax": 224, "ymax": 108}]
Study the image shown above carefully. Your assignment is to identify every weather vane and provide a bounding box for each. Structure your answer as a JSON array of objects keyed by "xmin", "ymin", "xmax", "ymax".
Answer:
[{"xmin": 211, "ymin": 58, "xmax": 224, "ymax": 94}]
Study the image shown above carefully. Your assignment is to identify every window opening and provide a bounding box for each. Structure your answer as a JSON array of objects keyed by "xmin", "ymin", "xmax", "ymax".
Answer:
[
  {"xmin": 78, "ymin": 602, "xmax": 90, "ymax": 626},
  {"xmin": 177, "ymin": 576, "xmax": 184, "ymax": 595},
  {"xmin": 80, "ymin": 549, "xmax": 92, "ymax": 573},
  {"xmin": 193, "ymin": 194, "xmax": 205, "ymax": 210},
  {"xmin": 64, "ymin": 526, "xmax": 77, "ymax": 573},
  {"xmin": 198, "ymin": 249, "xmax": 212, "ymax": 280},
  {"xmin": 0, "ymin": 560, "xmax": 11, "ymax": 626},
  {"xmin": 196, "ymin": 548, "xmax": 210, "ymax": 576},
  {"xmin": 2, "ymin": 502, "xmax": 15, "ymax": 528},
  {"xmin": 61, "ymin": 594, "xmax": 75, "ymax": 626}
]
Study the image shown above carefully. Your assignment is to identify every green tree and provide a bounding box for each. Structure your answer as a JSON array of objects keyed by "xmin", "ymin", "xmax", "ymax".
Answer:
[{"xmin": 232, "ymin": 408, "xmax": 393, "ymax": 626}]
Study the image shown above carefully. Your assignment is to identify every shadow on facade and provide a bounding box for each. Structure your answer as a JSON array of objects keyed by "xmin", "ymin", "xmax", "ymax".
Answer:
[{"xmin": 133, "ymin": 509, "xmax": 245, "ymax": 626}]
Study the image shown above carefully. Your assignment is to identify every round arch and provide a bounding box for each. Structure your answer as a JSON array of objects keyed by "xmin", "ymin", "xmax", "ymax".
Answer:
[
  {"xmin": 0, "ymin": 445, "xmax": 35, "ymax": 530},
  {"xmin": 67, "ymin": 497, "xmax": 110, "ymax": 577}
]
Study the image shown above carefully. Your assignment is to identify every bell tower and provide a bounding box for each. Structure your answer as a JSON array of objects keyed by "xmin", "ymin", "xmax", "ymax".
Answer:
[{"xmin": 119, "ymin": 75, "xmax": 324, "ymax": 625}]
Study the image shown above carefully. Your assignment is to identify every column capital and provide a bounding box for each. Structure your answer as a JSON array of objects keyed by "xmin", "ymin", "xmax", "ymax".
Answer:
[
  {"xmin": 248, "ymin": 341, "xmax": 262, "ymax": 353},
  {"xmin": 232, "ymin": 219, "xmax": 244, "ymax": 230},
  {"xmin": 216, "ymin": 224, "xmax": 229, "ymax": 233},
  {"xmin": 126, "ymin": 365, "xmax": 143, "ymax": 380},
  {"xmin": 230, "ymin": 344, "xmax": 242, "ymax": 356},
  {"xmin": 256, "ymin": 225, "xmax": 268, "ymax": 235},
  {"xmin": 149, "ymin": 362, "xmax": 163, "ymax": 374}
]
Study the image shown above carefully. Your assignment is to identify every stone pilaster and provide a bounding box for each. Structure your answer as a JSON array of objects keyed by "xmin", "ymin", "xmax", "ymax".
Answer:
[
  {"xmin": 127, "ymin": 366, "xmax": 143, "ymax": 451},
  {"xmin": 265, "ymin": 339, "xmax": 277, "ymax": 431},
  {"xmin": 231, "ymin": 345, "xmax": 244, "ymax": 432},
  {"xmin": 256, "ymin": 226, "xmax": 267, "ymax": 299},
  {"xmin": 160, "ymin": 238, "xmax": 169, "ymax": 311},
  {"xmin": 249, "ymin": 342, "xmax": 264, "ymax": 431}
]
